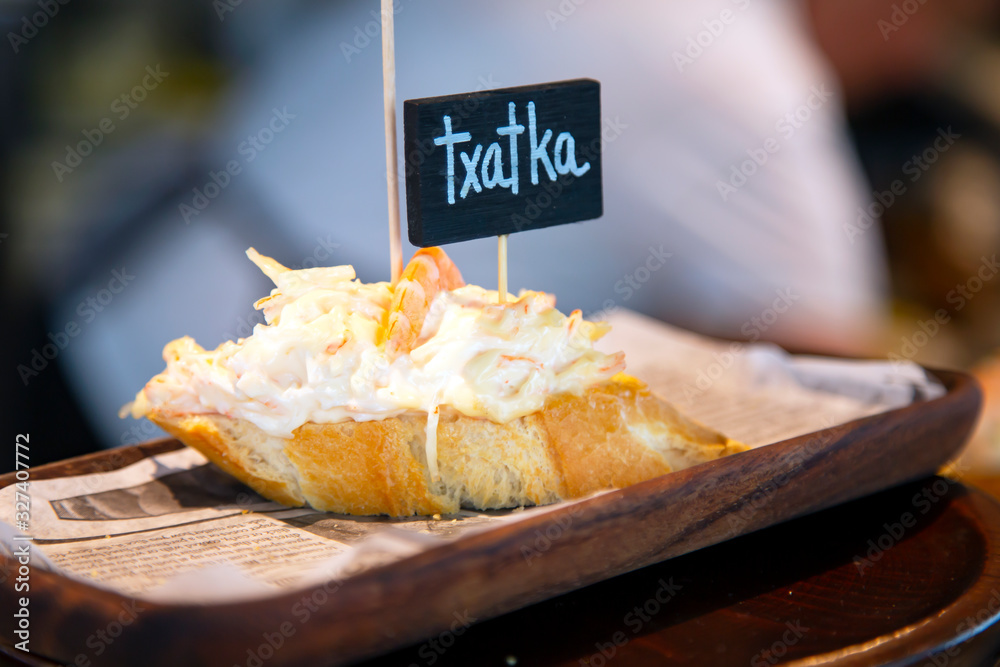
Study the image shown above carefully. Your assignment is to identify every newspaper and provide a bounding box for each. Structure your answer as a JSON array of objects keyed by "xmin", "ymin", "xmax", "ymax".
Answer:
[
  {"xmin": 0, "ymin": 310, "xmax": 944, "ymax": 603},
  {"xmin": 595, "ymin": 310, "xmax": 943, "ymax": 447}
]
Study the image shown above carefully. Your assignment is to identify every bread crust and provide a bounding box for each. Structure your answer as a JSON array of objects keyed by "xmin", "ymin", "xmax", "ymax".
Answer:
[{"xmin": 147, "ymin": 375, "xmax": 747, "ymax": 516}]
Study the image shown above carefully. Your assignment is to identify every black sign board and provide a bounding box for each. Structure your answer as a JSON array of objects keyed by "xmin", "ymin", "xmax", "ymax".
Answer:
[{"xmin": 404, "ymin": 79, "xmax": 602, "ymax": 247}]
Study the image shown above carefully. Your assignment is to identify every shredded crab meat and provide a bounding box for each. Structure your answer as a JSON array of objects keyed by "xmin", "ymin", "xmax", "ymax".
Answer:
[{"xmin": 127, "ymin": 246, "xmax": 627, "ymax": 482}]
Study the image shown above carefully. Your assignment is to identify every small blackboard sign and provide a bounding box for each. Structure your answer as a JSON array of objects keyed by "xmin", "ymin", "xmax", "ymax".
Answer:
[{"xmin": 404, "ymin": 79, "xmax": 602, "ymax": 247}]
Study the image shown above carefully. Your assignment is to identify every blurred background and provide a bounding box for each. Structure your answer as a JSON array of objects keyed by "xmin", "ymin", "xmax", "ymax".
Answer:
[{"xmin": 3, "ymin": 0, "xmax": 1000, "ymax": 470}]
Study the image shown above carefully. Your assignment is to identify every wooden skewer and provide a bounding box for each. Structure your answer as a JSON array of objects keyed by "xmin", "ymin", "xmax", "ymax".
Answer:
[
  {"xmin": 498, "ymin": 234, "xmax": 508, "ymax": 304},
  {"xmin": 381, "ymin": 0, "xmax": 403, "ymax": 284}
]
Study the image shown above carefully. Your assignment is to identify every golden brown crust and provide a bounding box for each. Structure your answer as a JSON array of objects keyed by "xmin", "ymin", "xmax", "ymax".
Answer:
[
  {"xmin": 146, "ymin": 374, "xmax": 748, "ymax": 516},
  {"xmin": 151, "ymin": 408, "xmax": 306, "ymax": 508}
]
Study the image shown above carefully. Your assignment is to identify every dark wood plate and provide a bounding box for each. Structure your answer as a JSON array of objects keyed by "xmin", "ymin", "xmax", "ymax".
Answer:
[
  {"xmin": 0, "ymin": 370, "xmax": 983, "ymax": 666},
  {"xmin": 360, "ymin": 477, "xmax": 1000, "ymax": 666}
]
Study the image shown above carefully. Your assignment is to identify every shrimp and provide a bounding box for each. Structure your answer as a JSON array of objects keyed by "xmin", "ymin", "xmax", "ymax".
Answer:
[{"xmin": 385, "ymin": 247, "xmax": 464, "ymax": 355}]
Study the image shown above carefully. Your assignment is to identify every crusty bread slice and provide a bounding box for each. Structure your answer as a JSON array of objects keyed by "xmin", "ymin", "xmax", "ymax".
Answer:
[{"xmin": 147, "ymin": 374, "xmax": 748, "ymax": 516}]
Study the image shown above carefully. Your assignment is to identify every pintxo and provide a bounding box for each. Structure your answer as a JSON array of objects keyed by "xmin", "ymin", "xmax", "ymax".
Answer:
[{"xmin": 404, "ymin": 79, "xmax": 603, "ymax": 247}]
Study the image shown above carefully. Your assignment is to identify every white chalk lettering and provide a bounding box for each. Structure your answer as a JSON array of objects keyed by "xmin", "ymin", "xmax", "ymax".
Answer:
[
  {"xmin": 496, "ymin": 101, "xmax": 524, "ymax": 193},
  {"xmin": 460, "ymin": 145, "xmax": 483, "ymax": 198},
  {"xmin": 528, "ymin": 101, "xmax": 556, "ymax": 185},
  {"xmin": 481, "ymin": 142, "xmax": 505, "ymax": 189},
  {"xmin": 553, "ymin": 131, "xmax": 590, "ymax": 176},
  {"xmin": 433, "ymin": 100, "xmax": 586, "ymax": 204},
  {"xmin": 433, "ymin": 115, "xmax": 471, "ymax": 204}
]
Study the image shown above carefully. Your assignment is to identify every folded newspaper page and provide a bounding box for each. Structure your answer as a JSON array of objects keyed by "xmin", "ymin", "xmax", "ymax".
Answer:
[
  {"xmin": 596, "ymin": 310, "xmax": 943, "ymax": 447},
  {"xmin": 0, "ymin": 310, "xmax": 945, "ymax": 603}
]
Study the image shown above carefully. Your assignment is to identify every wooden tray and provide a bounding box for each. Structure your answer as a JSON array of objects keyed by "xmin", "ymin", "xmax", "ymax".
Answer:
[
  {"xmin": 0, "ymin": 369, "xmax": 982, "ymax": 666},
  {"xmin": 361, "ymin": 476, "xmax": 1000, "ymax": 666}
]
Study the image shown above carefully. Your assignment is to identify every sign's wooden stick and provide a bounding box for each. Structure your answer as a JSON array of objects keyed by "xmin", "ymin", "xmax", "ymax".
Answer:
[
  {"xmin": 381, "ymin": 0, "xmax": 402, "ymax": 283},
  {"xmin": 498, "ymin": 234, "xmax": 508, "ymax": 304}
]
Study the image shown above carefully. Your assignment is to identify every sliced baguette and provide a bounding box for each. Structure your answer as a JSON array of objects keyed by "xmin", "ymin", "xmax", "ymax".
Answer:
[{"xmin": 147, "ymin": 374, "xmax": 747, "ymax": 516}]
